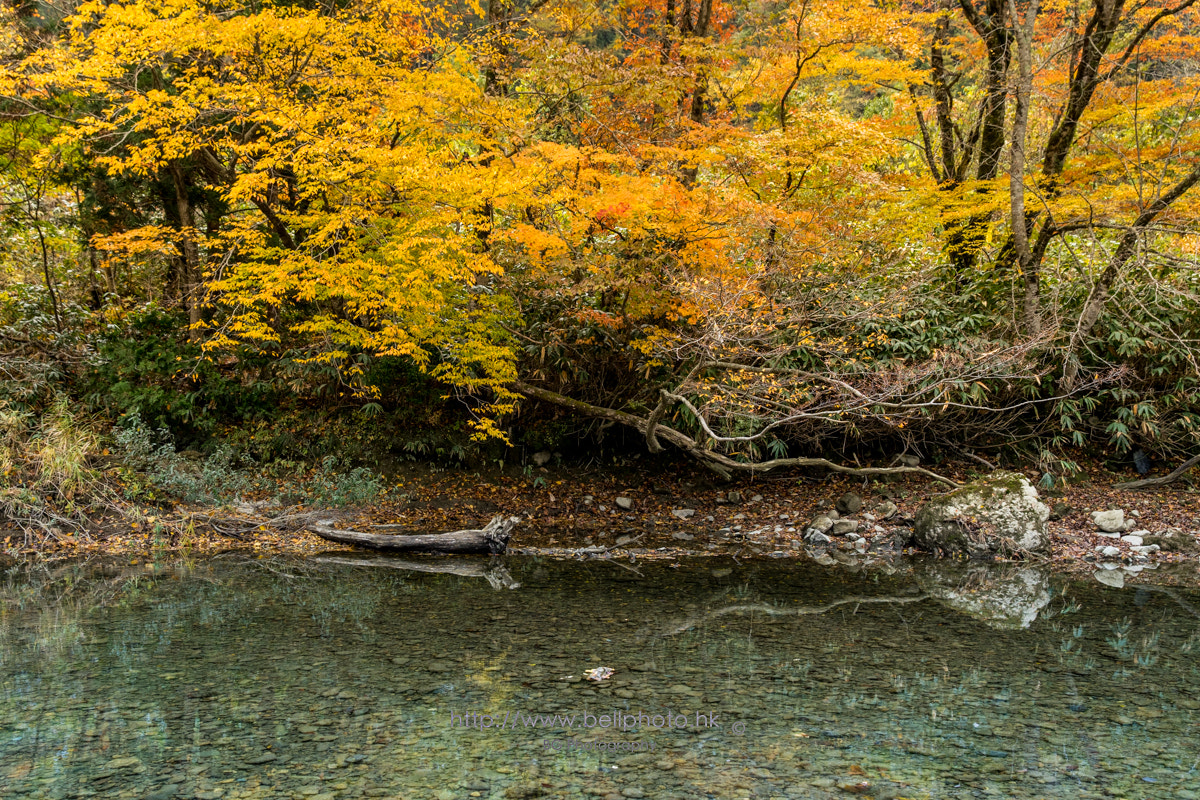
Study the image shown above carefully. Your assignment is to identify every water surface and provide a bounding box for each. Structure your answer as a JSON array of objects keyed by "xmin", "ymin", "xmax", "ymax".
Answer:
[{"xmin": 2, "ymin": 554, "xmax": 1199, "ymax": 799}]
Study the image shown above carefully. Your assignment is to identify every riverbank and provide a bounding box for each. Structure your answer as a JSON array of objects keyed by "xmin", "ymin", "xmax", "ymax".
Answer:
[{"xmin": 5, "ymin": 458, "xmax": 1198, "ymax": 573}]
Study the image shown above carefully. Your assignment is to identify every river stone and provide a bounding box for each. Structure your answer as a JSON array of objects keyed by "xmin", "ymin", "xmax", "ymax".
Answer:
[
  {"xmin": 831, "ymin": 519, "xmax": 859, "ymax": 536},
  {"xmin": 1122, "ymin": 534, "xmax": 1144, "ymax": 546},
  {"xmin": 874, "ymin": 500, "xmax": 898, "ymax": 520},
  {"xmin": 1101, "ymin": 545, "xmax": 1121, "ymax": 557},
  {"xmin": 805, "ymin": 515, "xmax": 834, "ymax": 536},
  {"xmin": 1092, "ymin": 509, "xmax": 1125, "ymax": 532},
  {"xmin": 615, "ymin": 497, "xmax": 633, "ymax": 510},
  {"xmin": 910, "ymin": 472, "xmax": 1050, "ymax": 556},
  {"xmin": 836, "ymin": 492, "xmax": 863, "ymax": 514},
  {"xmin": 672, "ymin": 508, "xmax": 695, "ymax": 519},
  {"xmin": 1095, "ymin": 569, "xmax": 1125, "ymax": 588}
]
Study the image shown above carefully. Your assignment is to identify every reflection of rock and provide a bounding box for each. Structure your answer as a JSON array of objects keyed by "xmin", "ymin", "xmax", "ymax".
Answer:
[
  {"xmin": 917, "ymin": 561, "xmax": 1052, "ymax": 629},
  {"xmin": 911, "ymin": 472, "xmax": 1050, "ymax": 556}
]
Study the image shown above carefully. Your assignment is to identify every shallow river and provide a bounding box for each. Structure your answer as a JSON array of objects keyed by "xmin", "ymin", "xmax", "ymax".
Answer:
[{"xmin": 2, "ymin": 554, "xmax": 1199, "ymax": 799}]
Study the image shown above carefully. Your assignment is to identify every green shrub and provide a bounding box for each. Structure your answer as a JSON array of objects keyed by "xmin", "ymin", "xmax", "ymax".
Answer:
[
  {"xmin": 307, "ymin": 456, "xmax": 383, "ymax": 508},
  {"xmin": 112, "ymin": 414, "xmax": 250, "ymax": 504}
]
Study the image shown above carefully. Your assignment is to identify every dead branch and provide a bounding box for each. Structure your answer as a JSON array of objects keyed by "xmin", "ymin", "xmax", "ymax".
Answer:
[
  {"xmin": 513, "ymin": 381, "xmax": 960, "ymax": 486},
  {"xmin": 1114, "ymin": 454, "xmax": 1200, "ymax": 490}
]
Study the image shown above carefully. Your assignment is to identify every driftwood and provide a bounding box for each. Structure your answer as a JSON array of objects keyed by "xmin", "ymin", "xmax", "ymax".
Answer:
[
  {"xmin": 1114, "ymin": 454, "xmax": 1200, "ymax": 490},
  {"xmin": 312, "ymin": 555, "xmax": 520, "ymax": 589},
  {"xmin": 307, "ymin": 514, "xmax": 520, "ymax": 554}
]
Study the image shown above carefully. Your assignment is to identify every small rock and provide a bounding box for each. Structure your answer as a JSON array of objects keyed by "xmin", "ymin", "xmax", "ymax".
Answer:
[
  {"xmin": 806, "ymin": 532, "xmax": 832, "ymax": 544},
  {"xmin": 672, "ymin": 532, "xmax": 694, "ymax": 541},
  {"xmin": 751, "ymin": 494, "xmax": 763, "ymax": 502},
  {"xmin": 1101, "ymin": 546, "xmax": 1121, "ymax": 558},
  {"xmin": 727, "ymin": 491, "xmax": 742, "ymax": 503},
  {"xmin": 1092, "ymin": 509, "xmax": 1125, "ymax": 533},
  {"xmin": 1094, "ymin": 570, "xmax": 1125, "ymax": 588},
  {"xmin": 831, "ymin": 519, "xmax": 859, "ymax": 536},
  {"xmin": 874, "ymin": 500, "xmax": 898, "ymax": 520},
  {"xmin": 1096, "ymin": 531, "xmax": 1120, "ymax": 539},
  {"xmin": 245, "ymin": 753, "xmax": 277, "ymax": 765},
  {"xmin": 532, "ymin": 451, "xmax": 553, "ymax": 467},
  {"xmin": 836, "ymin": 492, "xmax": 863, "ymax": 514},
  {"xmin": 805, "ymin": 515, "xmax": 834, "ymax": 536},
  {"xmin": 1121, "ymin": 535, "xmax": 1144, "ymax": 546},
  {"xmin": 1130, "ymin": 544, "xmax": 1160, "ymax": 555},
  {"xmin": 897, "ymin": 454, "xmax": 920, "ymax": 467},
  {"xmin": 615, "ymin": 497, "xmax": 633, "ymax": 510},
  {"xmin": 672, "ymin": 508, "xmax": 695, "ymax": 519}
]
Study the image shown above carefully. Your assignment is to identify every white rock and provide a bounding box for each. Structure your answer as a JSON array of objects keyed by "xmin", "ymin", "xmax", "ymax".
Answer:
[
  {"xmin": 671, "ymin": 508, "xmax": 695, "ymax": 519},
  {"xmin": 1129, "ymin": 529, "xmax": 1150, "ymax": 537},
  {"xmin": 1094, "ymin": 570, "xmax": 1125, "ymax": 588},
  {"xmin": 1091, "ymin": 509, "xmax": 1125, "ymax": 533},
  {"xmin": 912, "ymin": 472, "xmax": 1050, "ymax": 556},
  {"xmin": 1096, "ymin": 531, "xmax": 1121, "ymax": 539},
  {"xmin": 1121, "ymin": 535, "xmax": 1143, "ymax": 546},
  {"xmin": 1101, "ymin": 545, "xmax": 1121, "ymax": 558},
  {"xmin": 615, "ymin": 497, "xmax": 633, "ymax": 510},
  {"xmin": 806, "ymin": 515, "xmax": 835, "ymax": 536},
  {"xmin": 831, "ymin": 519, "xmax": 859, "ymax": 536},
  {"xmin": 1130, "ymin": 544, "xmax": 1160, "ymax": 555}
]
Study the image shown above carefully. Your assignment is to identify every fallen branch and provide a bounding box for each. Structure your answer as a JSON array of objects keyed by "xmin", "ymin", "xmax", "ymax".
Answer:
[
  {"xmin": 1114, "ymin": 454, "xmax": 1200, "ymax": 490},
  {"xmin": 306, "ymin": 514, "xmax": 520, "ymax": 554},
  {"xmin": 513, "ymin": 381, "xmax": 959, "ymax": 487}
]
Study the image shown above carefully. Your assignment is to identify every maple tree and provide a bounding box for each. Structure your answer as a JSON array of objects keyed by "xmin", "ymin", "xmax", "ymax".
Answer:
[{"xmin": 1, "ymin": 0, "xmax": 1198, "ymax": 476}]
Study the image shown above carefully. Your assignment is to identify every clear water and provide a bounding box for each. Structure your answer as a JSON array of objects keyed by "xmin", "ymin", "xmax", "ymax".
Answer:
[{"xmin": 2, "ymin": 554, "xmax": 1199, "ymax": 799}]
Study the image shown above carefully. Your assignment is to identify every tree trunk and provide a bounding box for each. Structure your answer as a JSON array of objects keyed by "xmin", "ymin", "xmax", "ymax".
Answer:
[
  {"xmin": 172, "ymin": 164, "xmax": 202, "ymax": 340},
  {"xmin": 307, "ymin": 514, "xmax": 520, "ymax": 554}
]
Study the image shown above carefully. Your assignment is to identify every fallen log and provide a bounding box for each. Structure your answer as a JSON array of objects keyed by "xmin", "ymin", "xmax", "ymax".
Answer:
[
  {"xmin": 1114, "ymin": 454, "xmax": 1200, "ymax": 490},
  {"xmin": 306, "ymin": 514, "xmax": 520, "ymax": 554}
]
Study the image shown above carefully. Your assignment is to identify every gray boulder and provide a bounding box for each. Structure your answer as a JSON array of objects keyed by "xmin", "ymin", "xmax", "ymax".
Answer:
[
  {"xmin": 910, "ymin": 472, "xmax": 1050, "ymax": 557},
  {"xmin": 804, "ymin": 515, "xmax": 834, "ymax": 537},
  {"xmin": 831, "ymin": 519, "xmax": 859, "ymax": 536},
  {"xmin": 1091, "ymin": 509, "xmax": 1125, "ymax": 533},
  {"xmin": 836, "ymin": 492, "xmax": 863, "ymax": 515}
]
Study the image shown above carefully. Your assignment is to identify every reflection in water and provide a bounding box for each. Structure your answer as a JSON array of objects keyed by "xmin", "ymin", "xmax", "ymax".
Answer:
[
  {"xmin": 917, "ymin": 562, "xmax": 1053, "ymax": 629},
  {"xmin": 2, "ymin": 554, "xmax": 1200, "ymax": 799}
]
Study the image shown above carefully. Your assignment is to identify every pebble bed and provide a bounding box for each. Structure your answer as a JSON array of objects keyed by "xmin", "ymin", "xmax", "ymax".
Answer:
[{"xmin": 2, "ymin": 556, "xmax": 1199, "ymax": 799}]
